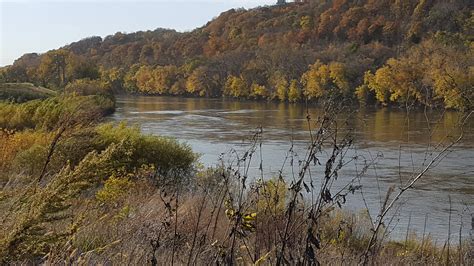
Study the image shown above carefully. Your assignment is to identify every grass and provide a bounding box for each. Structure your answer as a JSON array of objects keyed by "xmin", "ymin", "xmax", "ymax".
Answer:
[
  {"xmin": 0, "ymin": 83, "xmax": 56, "ymax": 103},
  {"xmin": 8, "ymin": 175, "xmax": 464, "ymax": 265},
  {"xmin": 0, "ymin": 92, "xmax": 471, "ymax": 265}
]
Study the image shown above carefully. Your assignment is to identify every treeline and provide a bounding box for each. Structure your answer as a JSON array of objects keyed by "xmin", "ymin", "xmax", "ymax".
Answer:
[{"xmin": 1, "ymin": 0, "xmax": 472, "ymax": 109}]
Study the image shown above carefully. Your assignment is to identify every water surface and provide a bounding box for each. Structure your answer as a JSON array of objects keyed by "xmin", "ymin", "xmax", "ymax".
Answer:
[{"xmin": 111, "ymin": 96, "xmax": 473, "ymax": 242}]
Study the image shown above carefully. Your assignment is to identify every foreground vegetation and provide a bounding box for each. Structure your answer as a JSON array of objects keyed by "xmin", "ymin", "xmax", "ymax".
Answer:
[
  {"xmin": 1, "ymin": 0, "xmax": 472, "ymax": 110},
  {"xmin": 0, "ymin": 90, "xmax": 197, "ymax": 263},
  {"xmin": 0, "ymin": 88, "xmax": 471, "ymax": 264}
]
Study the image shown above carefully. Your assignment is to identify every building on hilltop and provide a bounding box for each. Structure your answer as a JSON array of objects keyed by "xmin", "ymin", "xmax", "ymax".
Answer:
[{"xmin": 277, "ymin": 0, "xmax": 286, "ymax": 4}]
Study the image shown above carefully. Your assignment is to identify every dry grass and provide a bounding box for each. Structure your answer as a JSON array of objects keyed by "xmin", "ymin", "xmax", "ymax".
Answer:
[
  {"xmin": 0, "ymin": 83, "xmax": 56, "ymax": 102},
  {"xmin": 1, "ymin": 96, "xmax": 472, "ymax": 265},
  {"xmin": 24, "ymin": 176, "xmax": 469, "ymax": 265}
]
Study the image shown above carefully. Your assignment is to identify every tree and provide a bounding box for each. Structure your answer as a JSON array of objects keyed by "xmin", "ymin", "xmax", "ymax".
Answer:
[
  {"xmin": 139, "ymin": 44, "xmax": 155, "ymax": 65},
  {"xmin": 36, "ymin": 50, "xmax": 99, "ymax": 88},
  {"xmin": 134, "ymin": 65, "xmax": 155, "ymax": 93},
  {"xmin": 269, "ymin": 72, "xmax": 288, "ymax": 101},
  {"xmin": 123, "ymin": 64, "xmax": 140, "ymax": 93},
  {"xmin": 431, "ymin": 67, "xmax": 473, "ymax": 110},
  {"xmin": 300, "ymin": 15, "xmax": 312, "ymax": 31},
  {"xmin": 152, "ymin": 65, "xmax": 179, "ymax": 94},
  {"xmin": 64, "ymin": 78, "xmax": 111, "ymax": 96},
  {"xmin": 301, "ymin": 61, "xmax": 350, "ymax": 100},
  {"xmin": 363, "ymin": 58, "xmax": 425, "ymax": 106},
  {"xmin": 302, "ymin": 61, "xmax": 326, "ymax": 100},
  {"xmin": 0, "ymin": 68, "xmax": 6, "ymax": 83},
  {"xmin": 288, "ymin": 79, "xmax": 301, "ymax": 103},
  {"xmin": 68, "ymin": 56, "xmax": 100, "ymax": 81},
  {"xmin": 361, "ymin": 71, "xmax": 385, "ymax": 104},
  {"xmin": 100, "ymin": 67, "xmax": 126, "ymax": 92},
  {"xmin": 2, "ymin": 65, "xmax": 28, "ymax": 83},
  {"xmin": 329, "ymin": 62, "xmax": 351, "ymax": 96},
  {"xmin": 186, "ymin": 66, "xmax": 219, "ymax": 97},
  {"xmin": 250, "ymin": 83, "xmax": 269, "ymax": 99},
  {"xmin": 3, "ymin": 0, "xmax": 472, "ymax": 110},
  {"xmin": 170, "ymin": 79, "xmax": 186, "ymax": 95},
  {"xmin": 37, "ymin": 50, "xmax": 70, "ymax": 88},
  {"xmin": 224, "ymin": 75, "xmax": 248, "ymax": 98},
  {"xmin": 424, "ymin": 40, "xmax": 473, "ymax": 110}
]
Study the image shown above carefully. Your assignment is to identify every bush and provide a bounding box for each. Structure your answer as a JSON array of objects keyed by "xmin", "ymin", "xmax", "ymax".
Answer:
[
  {"xmin": 96, "ymin": 175, "xmax": 134, "ymax": 205},
  {"xmin": 13, "ymin": 144, "xmax": 48, "ymax": 177},
  {"xmin": 0, "ymin": 129, "xmax": 51, "ymax": 183},
  {"xmin": 95, "ymin": 123, "xmax": 198, "ymax": 182},
  {"xmin": 64, "ymin": 79, "xmax": 112, "ymax": 97}
]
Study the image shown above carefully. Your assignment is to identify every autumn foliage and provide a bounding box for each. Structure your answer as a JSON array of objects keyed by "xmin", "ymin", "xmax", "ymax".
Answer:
[{"xmin": 1, "ymin": 0, "xmax": 472, "ymax": 109}]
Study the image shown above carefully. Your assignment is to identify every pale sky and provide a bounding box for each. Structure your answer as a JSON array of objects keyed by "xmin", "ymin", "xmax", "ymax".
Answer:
[{"xmin": 0, "ymin": 0, "xmax": 277, "ymax": 66}]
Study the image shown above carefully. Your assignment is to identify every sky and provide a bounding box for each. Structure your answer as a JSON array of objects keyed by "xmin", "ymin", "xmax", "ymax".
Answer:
[{"xmin": 0, "ymin": 0, "xmax": 277, "ymax": 66}]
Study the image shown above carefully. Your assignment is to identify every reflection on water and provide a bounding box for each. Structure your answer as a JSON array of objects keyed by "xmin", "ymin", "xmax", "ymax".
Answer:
[{"xmin": 111, "ymin": 96, "xmax": 473, "ymax": 242}]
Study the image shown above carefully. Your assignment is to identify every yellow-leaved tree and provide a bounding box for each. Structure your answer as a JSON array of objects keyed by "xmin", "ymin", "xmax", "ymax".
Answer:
[
  {"xmin": 362, "ymin": 39, "xmax": 473, "ymax": 110},
  {"xmin": 250, "ymin": 83, "xmax": 269, "ymax": 99},
  {"xmin": 362, "ymin": 57, "xmax": 426, "ymax": 106},
  {"xmin": 186, "ymin": 67, "xmax": 216, "ymax": 97},
  {"xmin": 301, "ymin": 60, "xmax": 351, "ymax": 100},
  {"xmin": 424, "ymin": 40, "xmax": 473, "ymax": 110},
  {"xmin": 268, "ymin": 72, "xmax": 288, "ymax": 101},
  {"xmin": 224, "ymin": 75, "xmax": 248, "ymax": 98},
  {"xmin": 288, "ymin": 79, "xmax": 301, "ymax": 103},
  {"xmin": 134, "ymin": 65, "xmax": 155, "ymax": 93}
]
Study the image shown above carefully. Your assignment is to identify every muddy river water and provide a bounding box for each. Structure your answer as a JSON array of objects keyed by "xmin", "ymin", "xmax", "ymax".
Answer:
[{"xmin": 111, "ymin": 96, "xmax": 473, "ymax": 242}]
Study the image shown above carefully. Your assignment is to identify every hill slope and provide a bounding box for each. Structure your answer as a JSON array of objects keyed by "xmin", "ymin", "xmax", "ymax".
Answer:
[
  {"xmin": 0, "ymin": 83, "xmax": 56, "ymax": 103},
  {"xmin": 1, "ymin": 0, "xmax": 472, "ymax": 109}
]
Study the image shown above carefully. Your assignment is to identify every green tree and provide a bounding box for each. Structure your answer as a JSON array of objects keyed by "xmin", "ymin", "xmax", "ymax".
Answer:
[{"xmin": 68, "ymin": 56, "xmax": 100, "ymax": 81}]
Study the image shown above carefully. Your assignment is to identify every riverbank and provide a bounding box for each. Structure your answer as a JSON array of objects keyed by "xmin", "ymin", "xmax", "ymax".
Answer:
[{"xmin": 0, "ymin": 92, "xmax": 472, "ymax": 264}]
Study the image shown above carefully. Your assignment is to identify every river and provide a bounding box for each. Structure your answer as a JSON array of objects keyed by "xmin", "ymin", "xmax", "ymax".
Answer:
[{"xmin": 111, "ymin": 95, "xmax": 473, "ymax": 242}]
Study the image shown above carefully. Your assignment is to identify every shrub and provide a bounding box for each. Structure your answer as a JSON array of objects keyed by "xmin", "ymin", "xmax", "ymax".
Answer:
[
  {"xmin": 95, "ymin": 123, "xmax": 198, "ymax": 183},
  {"xmin": 0, "ymin": 129, "xmax": 51, "ymax": 182},
  {"xmin": 96, "ymin": 175, "xmax": 134, "ymax": 205},
  {"xmin": 64, "ymin": 78, "xmax": 112, "ymax": 97},
  {"xmin": 13, "ymin": 144, "xmax": 48, "ymax": 177}
]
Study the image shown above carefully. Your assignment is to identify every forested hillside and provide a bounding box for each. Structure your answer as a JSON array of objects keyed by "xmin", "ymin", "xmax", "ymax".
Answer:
[
  {"xmin": 1, "ymin": 0, "xmax": 472, "ymax": 109},
  {"xmin": 1, "ymin": 1, "xmax": 473, "ymax": 264}
]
